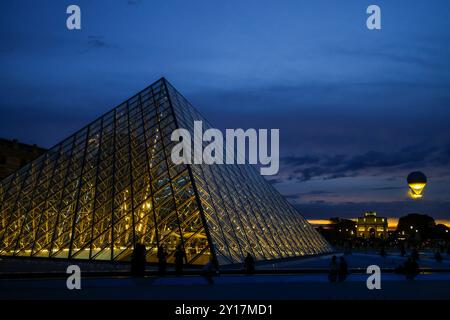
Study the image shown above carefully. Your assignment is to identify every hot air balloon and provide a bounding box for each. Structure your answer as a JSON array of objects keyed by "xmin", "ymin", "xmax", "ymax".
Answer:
[{"xmin": 407, "ymin": 171, "xmax": 427, "ymax": 199}]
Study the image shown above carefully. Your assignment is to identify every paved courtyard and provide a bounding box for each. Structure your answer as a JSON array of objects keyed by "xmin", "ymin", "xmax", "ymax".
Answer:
[{"xmin": 1, "ymin": 253, "xmax": 450, "ymax": 300}]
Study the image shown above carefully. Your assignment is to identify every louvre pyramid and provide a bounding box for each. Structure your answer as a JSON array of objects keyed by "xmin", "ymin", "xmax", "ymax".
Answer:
[{"xmin": 0, "ymin": 78, "xmax": 332, "ymax": 265}]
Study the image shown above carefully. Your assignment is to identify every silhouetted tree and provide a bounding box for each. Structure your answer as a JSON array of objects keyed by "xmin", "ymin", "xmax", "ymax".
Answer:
[
  {"xmin": 396, "ymin": 214, "xmax": 436, "ymax": 242},
  {"xmin": 322, "ymin": 218, "xmax": 357, "ymax": 244},
  {"xmin": 433, "ymin": 224, "xmax": 450, "ymax": 241}
]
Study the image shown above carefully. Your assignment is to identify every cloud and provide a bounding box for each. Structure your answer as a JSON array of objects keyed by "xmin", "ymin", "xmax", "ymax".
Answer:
[
  {"xmin": 284, "ymin": 190, "xmax": 334, "ymax": 202},
  {"xmin": 278, "ymin": 143, "xmax": 449, "ymax": 183},
  {"xmin": 265, "ymin": 178, "xmax": 283, "ymax": 185},
  {"xmin": 431, "ymin": 143, "xmax": 450, "ymax": 165},
  {"xmin": 364, "ymin": 186, "xmax": 404, "ymax": 191},
  {"xmin": 87, "ymin": 36, "xmax": 111, "ymax": 49},
  {"xmin": 328, "ymin": 38, "xmax": 450, "ymax": 71},
  {"xmin": 300, "ymin": 190, "xmax": 334, "ymax": 196},
  {"xmin": 282, "ymin": 155, "xmax": 320, "ymax": 166}
]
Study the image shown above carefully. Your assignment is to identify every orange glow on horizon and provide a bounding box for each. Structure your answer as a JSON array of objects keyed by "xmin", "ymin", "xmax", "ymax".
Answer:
[
  {"xmin": 436, "ymin": 220, "xmax": 450, "ymax": 228},
  {"xmin": 307, "ymin": 219, "xmax": 333, "ymax": 225},
  {"xmin": 307, "ymin": 218, "xmax": 450, "ymax": 230}
]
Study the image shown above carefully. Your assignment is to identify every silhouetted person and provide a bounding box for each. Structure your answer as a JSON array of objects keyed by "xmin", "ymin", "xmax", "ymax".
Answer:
[
  {"xmin": 411, "ymin": 248, "xmax": 420, "ymax": 261},
  {"xmin": 338, "ymin": 257, "xmax": 348, "ymax": 281},
  {"xmin": 344, "ymin": 241, "xmax": 352, "ymax": 255},
  {"xmin": 329, "ymin": 255, "xmax": 338, "ymax": 282},
  {"xmin": 338, "ymin": 256, "xmax": 348, "ymax": 282},
  {"xmin": 435, "ymin": 251, "xmax": 443, "ymax": 263},
  {"xmin": 202, "ymin": 258, "xmax": 218, "ymax": 284},
  {"xmin": 157, "ymin": 245, "xmax": 167, "ymax": 275},
  {"xmin": 380, "ymin": 246, "xmax": 387, "ymax": 258},
  {"xmin": 404, "ymin": 257, "xmax": 419, "ymax": 280},
  {"xmin": 130, "ymin": 243, "xmax": 147, "ymax": 277},
  {"xmin": 244, "ymin": 253, "xmax": 255, "ymax": 274},
  {"xmin": 400, "ymin": 244, "xmax": 406, "ymax": 257},
  {"xmin": 394, "ymin": 263, "xmax": 405, "ymax": 274},
  {"xmin": 174, "ymin": 244, "xmax": 185, "ymax": 275}
]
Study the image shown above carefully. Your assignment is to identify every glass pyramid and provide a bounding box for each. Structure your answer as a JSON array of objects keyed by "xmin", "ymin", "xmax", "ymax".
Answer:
[{"xmin": 0, "ymin": 78, "xmax": 332, "ymax": 265}]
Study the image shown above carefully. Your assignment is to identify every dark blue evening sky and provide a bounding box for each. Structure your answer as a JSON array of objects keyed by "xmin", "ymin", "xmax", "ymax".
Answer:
[{"xmin": 1, "ymin": 0, "xmax": 449, "ymax": 220}]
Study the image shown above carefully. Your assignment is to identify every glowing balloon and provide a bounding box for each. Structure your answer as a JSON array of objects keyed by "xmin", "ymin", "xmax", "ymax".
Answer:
[{"xmin": 407, "ymin": 171, "xmax": 427, "ymax": 199}]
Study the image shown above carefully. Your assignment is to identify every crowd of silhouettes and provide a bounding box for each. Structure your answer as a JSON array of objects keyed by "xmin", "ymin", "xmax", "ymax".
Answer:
[
  {"xmin": 394, "ymin": 248, "xmax": 421, "ymax": 279},
  {"xmin": 155, "ymin": 244, "xmax": 220, "ymax": 281},
  {"xmin": 329, "ymin": 255, "xmax": 348, "ymax": 282},
  {"xmin": 133, "ymin": 241, "xmax": 443, "ymax": 285}
]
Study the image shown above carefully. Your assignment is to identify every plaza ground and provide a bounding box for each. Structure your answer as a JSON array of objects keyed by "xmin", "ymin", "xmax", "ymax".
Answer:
[
  {"xmin": 1, "ymin": 252, "xmax": 450, "ymax": 300},
  {"xmin": 258, "ymin": 251, "xmax": 450, "ymax": 270}
]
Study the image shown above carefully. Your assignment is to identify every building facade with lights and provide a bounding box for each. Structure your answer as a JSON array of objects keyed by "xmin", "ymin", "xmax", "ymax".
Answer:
[
  {"xmin": 356, "ymin": 211, "xmax": 388, "ymax": 238},
  {"xmin": 0, "ymin": 78, "xmax": 332, "ymax": 266}
]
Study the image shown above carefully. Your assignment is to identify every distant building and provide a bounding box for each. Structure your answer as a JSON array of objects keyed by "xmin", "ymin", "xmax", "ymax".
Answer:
[
  {"xmin": 356, "ymin": 211, "xmax": 388, "ymax": 238},
  {"xmin": 0, "ymin": 138, "xmax": 46, "ymax": 180}
]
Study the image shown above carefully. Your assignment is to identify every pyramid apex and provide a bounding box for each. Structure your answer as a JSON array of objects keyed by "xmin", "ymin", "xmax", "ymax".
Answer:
[{"xmin": 158, "ymin": 76, "xmax": 168, "ymax": 83}]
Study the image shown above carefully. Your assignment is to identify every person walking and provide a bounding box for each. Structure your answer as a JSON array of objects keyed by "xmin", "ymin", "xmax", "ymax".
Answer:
[
  {"xmin": 380, "ymin": 245, "xmax": 387, "ymax": 258},
  {"xmin": 435, "ymin": 251, "xmax": 443, "ymax": 263},
  {"xmin": 411, "ymin": 247, "xmax": 420, "ymax": 261},
  {"xmin": 174, "ymin": 244, "xmax": 185, "ymax": 276},
  {"xmin": 329, "ymin": 255, "xmax": 338, "ymax": 282},
  {"xmin": 400, "ymin": 244, "xmax": 406, "ymax": 257},
  {"xmin": 244, "ymin": 253, "xmax": 255, "ymax": 275},
  {"xmin": 130, "ymin": 243, "xmax": 147, "ymax": 277},
  {"xmin": 157, "ymin": 245, "xmax": 167, "ymax": 275},
  {"xmin": 404, "ymin": 257, "xmax": 419, "ymax": 280},
  {"xmin": 338, "ymin": 256, "xmax": 348, "ymax": 282},
  {"xmin": 202, "ymin": 258, "xmax": 218, "ymax": 284}
]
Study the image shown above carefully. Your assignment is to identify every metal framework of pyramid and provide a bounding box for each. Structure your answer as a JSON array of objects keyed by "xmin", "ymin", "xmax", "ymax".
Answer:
[{"xmin": 0, "ymin": 78, "xmax": 332, "ymax": 265}]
